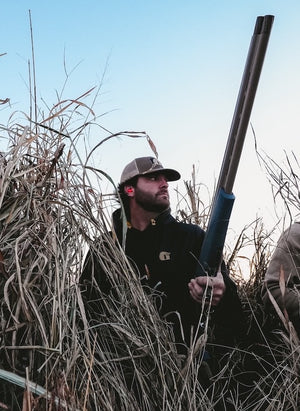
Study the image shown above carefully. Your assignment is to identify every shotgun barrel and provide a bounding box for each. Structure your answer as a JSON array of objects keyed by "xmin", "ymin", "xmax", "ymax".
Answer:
[{"xmin": 196, "ymin": 15, "xmax": 274, "ymax": 277}]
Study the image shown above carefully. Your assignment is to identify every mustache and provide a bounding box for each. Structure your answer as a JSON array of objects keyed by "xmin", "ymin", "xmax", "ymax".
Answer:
[{"xmin": 157, "ymin": 189, "xmax": 169, "ymax": 196}]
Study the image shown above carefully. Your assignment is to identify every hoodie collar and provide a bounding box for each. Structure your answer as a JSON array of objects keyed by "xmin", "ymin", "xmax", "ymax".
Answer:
[{"xmin": 112, "ymin": 207, "xmax": 173, "ymax": 234}]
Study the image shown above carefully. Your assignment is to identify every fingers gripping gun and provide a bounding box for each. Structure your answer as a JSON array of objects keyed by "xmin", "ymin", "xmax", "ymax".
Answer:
[{"xmin": 196, "ymin": 15, "xmax": 274, "ymax": 277}]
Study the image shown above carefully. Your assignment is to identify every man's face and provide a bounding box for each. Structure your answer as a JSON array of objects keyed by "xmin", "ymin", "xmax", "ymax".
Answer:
[{"xmin": 133, "ymin": 173, "xmax": 170, "ymax": 212}]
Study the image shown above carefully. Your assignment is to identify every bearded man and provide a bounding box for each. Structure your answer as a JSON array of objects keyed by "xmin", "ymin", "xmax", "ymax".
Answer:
[{"xmin": 81, "ymin": 157, "xmax": 244, "ymax": 352}]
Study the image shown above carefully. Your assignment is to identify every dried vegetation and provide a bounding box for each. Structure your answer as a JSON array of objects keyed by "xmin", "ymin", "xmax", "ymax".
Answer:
[{"xmin": 0, "ymin": 35, "xmax": 299, "ymax": 408}]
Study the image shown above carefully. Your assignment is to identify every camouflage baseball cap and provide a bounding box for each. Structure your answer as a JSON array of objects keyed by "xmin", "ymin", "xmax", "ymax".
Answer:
[{"xmin": 120, "ymin": 157, "xmax": 180, "ymax": 184}]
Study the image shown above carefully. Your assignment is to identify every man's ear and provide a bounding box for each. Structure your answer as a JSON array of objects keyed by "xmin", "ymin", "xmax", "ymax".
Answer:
[{"xmin": 124, "ymin": 185, "xmax": 134, "ymax": 197}]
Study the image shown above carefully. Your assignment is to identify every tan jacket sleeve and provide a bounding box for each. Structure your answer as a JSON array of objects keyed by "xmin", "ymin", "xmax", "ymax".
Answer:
[{"xmin": 262, "ymin": 222, "xmax": 300, "ymax": 321}]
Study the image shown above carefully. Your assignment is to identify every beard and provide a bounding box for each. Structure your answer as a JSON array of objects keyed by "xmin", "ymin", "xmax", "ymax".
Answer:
[{"xmin": 134, "ymin": 188, "xmax": 170, "ymax": 213}]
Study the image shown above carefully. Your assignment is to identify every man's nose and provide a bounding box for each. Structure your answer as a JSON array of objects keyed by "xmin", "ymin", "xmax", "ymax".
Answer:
[{"xmin": 159, "ymin": 176, "xmax": 169, "ymax": 187}]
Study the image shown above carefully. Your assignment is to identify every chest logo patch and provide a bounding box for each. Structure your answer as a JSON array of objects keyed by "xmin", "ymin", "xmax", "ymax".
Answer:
[{"xmin": 159, "ymin": 251, "xmax": 171, "ymax": 261}]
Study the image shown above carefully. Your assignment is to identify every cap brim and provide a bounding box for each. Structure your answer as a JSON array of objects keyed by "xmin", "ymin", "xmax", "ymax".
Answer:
[{"xmin": 142, "ymin": 168, "xmax": 181, "ymax": 181}]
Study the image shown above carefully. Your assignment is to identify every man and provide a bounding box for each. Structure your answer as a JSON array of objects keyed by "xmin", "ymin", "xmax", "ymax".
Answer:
[
  {"xmin": 82, "ymin": 156, "xmax": 244, "ymax": 352},
  {"xmin": 262, "ymin": 221, "xmax": 300, "ymax": 336}
]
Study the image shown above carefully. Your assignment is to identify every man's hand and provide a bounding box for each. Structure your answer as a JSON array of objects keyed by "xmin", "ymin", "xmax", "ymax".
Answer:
[{"xmin": 188, "ymin": 271, "xmax": 226, "ymax": 306}]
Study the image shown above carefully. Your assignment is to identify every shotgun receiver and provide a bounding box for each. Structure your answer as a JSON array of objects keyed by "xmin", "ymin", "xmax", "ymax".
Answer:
[{"xmin": 195, "ymin": 15, "xmax": 274, "ymax": 277}]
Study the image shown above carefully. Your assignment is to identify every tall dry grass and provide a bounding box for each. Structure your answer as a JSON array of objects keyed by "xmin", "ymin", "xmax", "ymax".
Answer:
[
  {"xmin": 0, "ymin": 50, "xmax": 299, "ymax": 408},
  {"xmin": 0, "ymin": 95, "xmax": 223, "ymax": 410},
  {"xmin": 1, "ymin": 98, "xmax": 299, "ymax": 409}
]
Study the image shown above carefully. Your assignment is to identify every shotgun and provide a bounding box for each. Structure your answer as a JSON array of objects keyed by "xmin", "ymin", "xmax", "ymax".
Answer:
[{"xmin": 196, "ymin": 15, "xmax": 274, "ymax": 277}]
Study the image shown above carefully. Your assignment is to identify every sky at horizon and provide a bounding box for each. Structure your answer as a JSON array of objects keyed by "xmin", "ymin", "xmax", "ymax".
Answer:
[{"xmin": 1, "ymin": 1, "xmax": 300, "ymax": 248}]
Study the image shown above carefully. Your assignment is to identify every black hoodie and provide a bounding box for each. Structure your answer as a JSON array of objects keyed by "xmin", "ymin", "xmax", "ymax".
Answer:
[{"xmin": 82, "ymin": 208, "xmax": 245, "ymax": 349}]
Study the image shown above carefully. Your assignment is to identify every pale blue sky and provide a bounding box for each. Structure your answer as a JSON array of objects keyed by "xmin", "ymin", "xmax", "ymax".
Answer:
[{"xmin": 1, "ymin": 1, "xmax": 300, "ymax": 239}]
